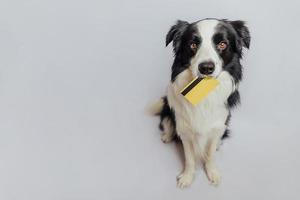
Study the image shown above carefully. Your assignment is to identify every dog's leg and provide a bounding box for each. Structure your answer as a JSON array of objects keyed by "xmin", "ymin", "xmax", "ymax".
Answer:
[
  {"xmin": 177, "ymin": 139, "xmax": 195, "ymax": 188},
  {"xmin": 203, "ymin": 125, "xmax": 226, "ymax": 186},
  {"xmin": 160, "ymin": 118, "xmax": 175, "ymax": 143},
  {"xmin": 204, "ymin": 137, "xmax": 220, "ymax": 186}
]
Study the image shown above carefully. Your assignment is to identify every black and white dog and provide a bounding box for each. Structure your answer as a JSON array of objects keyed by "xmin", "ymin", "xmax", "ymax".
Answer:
[{"xmin": 150, "ymin": 18, "xmax": 250, "ymax": 188}]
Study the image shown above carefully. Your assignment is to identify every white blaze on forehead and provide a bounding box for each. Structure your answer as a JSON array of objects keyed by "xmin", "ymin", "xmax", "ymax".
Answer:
[
  {"xmin": 196, "ymin": 19, "xmax": 219, "ymax": 43},
  {"xmin": 190, "ymin": 19, "xmax": 223, "ymax": 77}
]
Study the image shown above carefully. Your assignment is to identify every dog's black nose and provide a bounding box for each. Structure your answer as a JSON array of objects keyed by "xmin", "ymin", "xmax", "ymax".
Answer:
[{"xmin": 198, "ymin": 62, "xmax": 215, "ymax": 75}]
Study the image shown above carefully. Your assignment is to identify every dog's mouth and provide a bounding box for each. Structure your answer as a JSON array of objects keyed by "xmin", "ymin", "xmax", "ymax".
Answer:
[
  {"xmin": 198, "ymin": 69, "xmax": 223, "ymax": 79},
  {"xmin": 198, "ymin": 73, "xmax": 218, "ymax": 79},
  {"xmin": 199, "ymin": 74, "xmax": 213, "ymax": 78}
]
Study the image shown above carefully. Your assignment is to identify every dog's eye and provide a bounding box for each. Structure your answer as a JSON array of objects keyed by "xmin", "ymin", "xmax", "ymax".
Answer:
[
  {"xmin": 217, "ymin": 41, "xmax": 227, "ymax": 50},
  {"xmin": 190, "ymin": 43, "xmax": 198, "ymax": 50}
]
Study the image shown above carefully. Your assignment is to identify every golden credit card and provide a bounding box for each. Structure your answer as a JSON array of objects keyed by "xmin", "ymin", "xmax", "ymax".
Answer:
[{"xmin": 180, "ymin": 77, "xmax": 219, "ymax": 106}]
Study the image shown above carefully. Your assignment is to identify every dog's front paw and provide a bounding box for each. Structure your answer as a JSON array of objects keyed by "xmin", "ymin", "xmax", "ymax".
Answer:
[
  {"xmin": 176, "ymin": 171, "xmax": 194, "ymax": 188},
  {"xmin": 205, "ymin": 165, "xmax": 221, "ymax": 186}
]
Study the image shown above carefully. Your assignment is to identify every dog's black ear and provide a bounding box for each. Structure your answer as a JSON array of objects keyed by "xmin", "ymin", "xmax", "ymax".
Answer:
[
  {"xmin": 230, "ymin": 20, "xmax": 251, "ymax": 49},
  {"xmin": 166, "ymin": 20, "xmax": 189, "ymax": 52}
]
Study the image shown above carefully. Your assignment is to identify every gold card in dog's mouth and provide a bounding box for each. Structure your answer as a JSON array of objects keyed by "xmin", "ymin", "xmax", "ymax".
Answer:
[{"xmin": 180, "ymin": 77, "xmax": 219, "ymax": 106}]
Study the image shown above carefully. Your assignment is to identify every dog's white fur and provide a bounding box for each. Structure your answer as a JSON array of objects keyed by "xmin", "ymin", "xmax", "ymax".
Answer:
[
  {"xmin": 146, "ymin": 98, "xmax": 164, "ymax": 115},
  {"xmin": 167, "ymin": 69, "xmax": 235, "ymax": 187},
  {"xmin": 160, "ymin": 117, "xmax": 175, "ymax": 143},
  {"xmin": 190, "ymin": 20, "xmax": 223, "ymax": 78},
  {"xmin": 166, "ymin": 20, "xmax": 236, "ymax": 188}
]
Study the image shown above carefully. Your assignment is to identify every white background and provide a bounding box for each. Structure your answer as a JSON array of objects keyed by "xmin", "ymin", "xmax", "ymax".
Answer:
[{"xmin": 0, "ymin": 0, "xmax": 299, "ymax": 199}]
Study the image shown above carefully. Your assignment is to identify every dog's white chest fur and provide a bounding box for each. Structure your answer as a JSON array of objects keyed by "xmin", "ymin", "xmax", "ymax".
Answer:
[{"xmin": 167, "ymin": 70, "xmax": 235, "ymax": 139}]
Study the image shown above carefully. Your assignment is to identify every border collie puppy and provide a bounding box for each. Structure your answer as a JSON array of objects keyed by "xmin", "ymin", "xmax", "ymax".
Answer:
[{"xmin": 150, "ymin": 18, "xmax": 250, "ymax": 188}]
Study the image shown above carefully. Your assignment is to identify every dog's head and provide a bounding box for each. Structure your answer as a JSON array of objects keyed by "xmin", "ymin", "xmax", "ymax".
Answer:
[{"xmin": 166, "ymin": 18, "xmax": 250, "ymax": 81}]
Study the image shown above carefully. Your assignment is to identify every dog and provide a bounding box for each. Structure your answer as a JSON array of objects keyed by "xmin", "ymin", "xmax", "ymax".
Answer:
[{"xmin": 149, "ymin": 18, "xmax": 250, "ymax": 188}]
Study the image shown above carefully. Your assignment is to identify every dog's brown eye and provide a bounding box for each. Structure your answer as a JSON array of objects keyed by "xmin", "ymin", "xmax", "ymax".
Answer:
[
  {"xmin": 217, "ymin": 41, "xmax": 227, "ymax": 50},
  {"xmin": 190, "ymin": 43, "xmax": 198, "ymax": 50}
]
